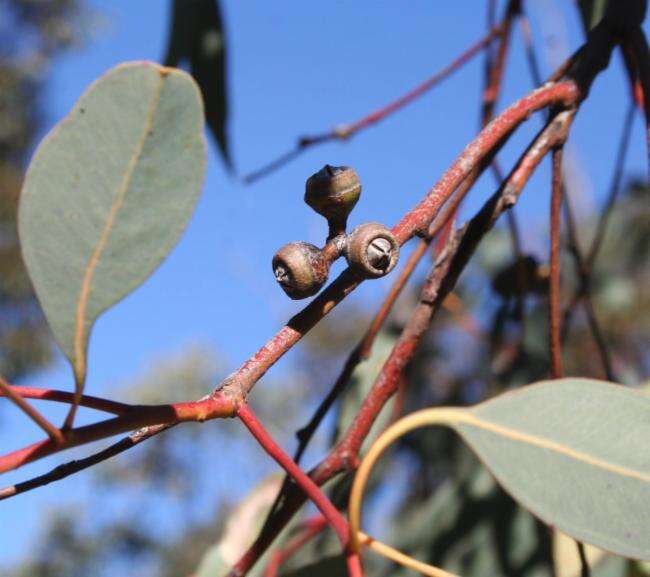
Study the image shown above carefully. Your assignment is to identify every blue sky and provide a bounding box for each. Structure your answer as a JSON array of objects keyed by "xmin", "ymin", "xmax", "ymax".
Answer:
[{"xmin": 1, "ymin": 0, "xmax": 648, "ymax": 566}]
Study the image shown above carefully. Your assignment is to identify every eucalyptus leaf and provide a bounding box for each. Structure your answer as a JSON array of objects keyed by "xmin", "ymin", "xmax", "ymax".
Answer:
[
  {"xmin": 164, "ymin": 0, "xmax": 231, "ymax": 168},
  {"xmin": 453, "ymin": 379, "xmax": 650, "ymax": 560},
  {"xmin": 336, "ymin": 331, "xmax": 398, "ymax": 453},
  {"xmin": 19, "ymin": 61, "xmax": 206, "ymax": 392}
]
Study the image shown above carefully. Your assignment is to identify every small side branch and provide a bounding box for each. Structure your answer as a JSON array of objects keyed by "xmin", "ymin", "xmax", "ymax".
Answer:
[
  {"xmin": 243, "ymin": 25, "xmax": 503, "ymax": 183},
  {"xmin": 0, "ymin": 394, "xmax": 235, "ymax": 475},
  {"xmin": 237, "ymin": 404, "xmax": 363, "ymax": 577},
  {"xmin": 264, "ymin": 516, "xmax": 328, "ymax": 577},
  {"xmin": 549, "ymin": 145, "xmax": 564, "ymax": 378},
  {"xmin": 0, "ymin": 423, "xmax": 171, "ymax": 501},
  {"xmin": 1, "ymin": 385, "xmax": 135, "ymax": 416},
  {"xmin": 0, "ymin": 377, "xmax": 64, "ymax": 444},
  {"xmin": 561, "ymin": 196, "xmax": 616, "ymax": 381}
]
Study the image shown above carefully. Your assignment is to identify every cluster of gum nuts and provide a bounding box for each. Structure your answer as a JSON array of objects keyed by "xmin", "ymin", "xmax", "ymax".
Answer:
[{"xmin": 273, "ymin": 164, "xmax": 400, "ymax": 300}]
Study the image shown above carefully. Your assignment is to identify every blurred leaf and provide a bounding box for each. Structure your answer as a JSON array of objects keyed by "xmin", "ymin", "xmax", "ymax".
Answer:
[
  {"xmin": 391, "ymin": 458, "xmax": 552, "ymax": 577},
  {"xmin": 19, "ymin": 61, "xmax": 206, "ymax": 388},
  {"xmin": 453, "ymin": 379, "xmax": 650, "ymax": 559},
  {"xmin": 194, "ymin": 545, "xmax": 231, "ymax": 577},
  {"xmin": 164, "ymin": 0, "xmax": 231, "ymax": 168},
  {"xmin": 632, "ymin": 561, "xmax": 650, "ymax": 576},
  {"xmin": 577, "ymin": 0, "xmax": 609, "ymax": 32},
  {"xmin": 335, "ymin": 331, "xmax": 399, "ymax": 453},
  {"xmin": 195, "ymin": 475, "xmax": 287, "ymax": 577}
]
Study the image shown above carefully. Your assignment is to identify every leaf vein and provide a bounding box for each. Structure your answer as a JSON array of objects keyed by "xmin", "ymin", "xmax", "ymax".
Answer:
[
  {"xmin": 461, "ymin": 413, "xmax": 650, "ymax": 483},
  {"xmin": 72, "ymin": 70, "xmax": 167, "ymax": 385}
]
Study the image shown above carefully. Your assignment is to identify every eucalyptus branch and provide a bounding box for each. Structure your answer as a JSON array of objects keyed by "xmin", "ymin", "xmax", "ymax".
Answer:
[
  {"xmin": 0, "ymin": 377, "xmax": 63, "ymax": 444},
  {"xmin": 549, "ymin": 145, "xmax": 565, "ymax": 379},
  {"xmin": 1, "ymin": 385, "xmax": 136, "ymax": 416},
  {"xmin": 0, "ymin": 78, "xmax": 581, "ymax": 495},
  {"xmin": 264, "ymin": 516, "xmax": 328, "ymax": 577},
  {"xmin": 0, "ymin": 395, "xmax": 234, "ymax": 474},
  {"xmin": 0, "ymin": 424, "xmax": 172, "ymax": 501},
  {"xmin": 228, "ymin": 108, "xmax": 576, "ymax": 577},
  {"xmin": 517, "ymin": 4, "xmax": 625, "ymax": 383},
  {"xmin": 264, "ymin": 182, "xmax": 468, "ymax": 525},
  {"xmin": 237, "ymin": 404, "xmax": 363, "ymax": 577}
]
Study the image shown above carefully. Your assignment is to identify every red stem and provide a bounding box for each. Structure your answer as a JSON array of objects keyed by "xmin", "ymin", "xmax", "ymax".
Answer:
[
  {"xmin": 237, "ymin": 404, "xmax": 363, "ymax": 577},
  {"xmin": 244, "ymin": 24, "xmax": 504, "ymax": 183},
  {"xmin": 549, "ymin": 146, "xmax": 564, "ymax": 378},
  {"xmin": 340, "ymin": 25, "xmax": 503, "ymax": 137},
  {"xmin": 0, "ymin": 378, "xmax": 63, "ymax": 444},
  {"xmin": 264, "ymin": 516, "xmax": 328, "ymax": 577},
  {"xmin": 0, "ymin": 395, "xmax": 234, "ymax": 474},
  {"xmin": 2, "ymin": 385, "xmax": 134, "ymax": 416}
]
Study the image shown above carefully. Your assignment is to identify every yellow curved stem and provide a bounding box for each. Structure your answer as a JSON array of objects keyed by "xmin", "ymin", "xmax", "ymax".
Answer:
[
  {"xmin": 358, "ymin": 531, "xmax": 460, "ymax": 577},
  {"xmin": 349, "ymin": 407, "xmax": 469, "ymax": 577}
]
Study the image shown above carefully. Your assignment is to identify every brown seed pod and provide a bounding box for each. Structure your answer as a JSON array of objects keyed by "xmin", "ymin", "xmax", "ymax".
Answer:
[
  {"xmin": 304, "ymin": 165, "xmax": 361, "ymax": 235},
  {"xmin": 272, "ymin": 242, "xmax": 329, "ymax": 299},
  {"xmin": 345, "ymin": 222, "xmax": 399, "ymax": 279}
]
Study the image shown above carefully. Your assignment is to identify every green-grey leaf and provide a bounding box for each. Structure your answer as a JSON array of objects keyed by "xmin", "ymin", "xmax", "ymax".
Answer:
[
  {"xmin": 19, "ymin": 61, "xmax": 206, "ymax": 386},
  {"xmin": 452, "ymin": 379, "xmax": 650, "ymax": 560},
  {"xmin": 336, "ymin": 331, "xmax": 398, "ymax": 453}
]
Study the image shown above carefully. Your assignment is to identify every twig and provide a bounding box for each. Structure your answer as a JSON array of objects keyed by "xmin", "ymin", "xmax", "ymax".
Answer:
[
  {"xmin": 0, "ymin": 424, "xmax": 172, "ymax": 501},
  {"xmin": 482, "ymin": 1, "xmax": 528, "ymax": 333},
  {"xmin": 577, "ymin": 541, "xmax": 591, "ymax": 577},
  {"xmin": 0, "ymin": 377, "xmax": 64, "ymax": 444},
  {"xmin": 264, "ymin": 516, "xmax": 328, "ymax": 577},
  {"xmin": 1, "ymin": 385, "xmax": 135, "ymax": 416},
  {"xmin": 561, "ymin": 194, "xmax": 616, "ymax": 382},
  {"xmin": 518, "ymin": 3, "xmax": 618, "ymax": 385},
  {"xmin": 237, "ymin": 404, "xmax": 363, "ymax": 577},
  {"xmin": 482, "ymin": 0, "xmax": 519, "ymax": 123},
  {"xmin": 549, "ymin": 145, "xmax": 564, "ymax": 378},
  {"xmin": 243, "ymin": 25, "xmax": 504, "ymax": 183},
  {"xmin": 0, "ymin": 394, "xmax": 234, "ymax": 474},
  {"xmin": 484, "ymin": 0, "xmax": 498, "ymax": 81}
]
